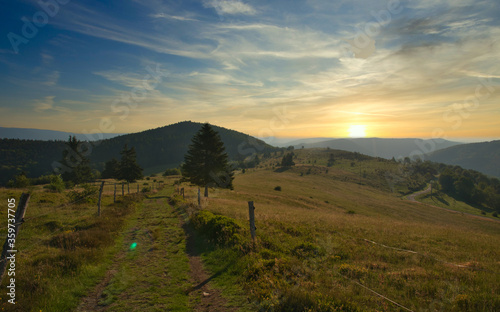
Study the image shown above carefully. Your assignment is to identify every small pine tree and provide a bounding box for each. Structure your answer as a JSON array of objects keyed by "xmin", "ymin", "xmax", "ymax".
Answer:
[
  {"xmin": 118, "ymin": 145, "xmax": 143, "ymax": 182},
  {"xmin": 60, "ymin": 136, "xmax": 94, "ymax": 184},
  {"xmin": 281, "ymin": 152, "xmax": 295, "ymax": 167},
  {"xmin": 102, "ymin": 158, "xmax": 120, "ymax": 179},
  {"xmin": 181, "ymin": 123, "xmax": 234, "ymax": 197}
]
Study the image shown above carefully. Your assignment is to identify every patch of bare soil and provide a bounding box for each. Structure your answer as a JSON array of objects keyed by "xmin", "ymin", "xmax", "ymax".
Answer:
[{"xmin": 182, "ymin": 218, "xmax": 237, "ymax": 312}]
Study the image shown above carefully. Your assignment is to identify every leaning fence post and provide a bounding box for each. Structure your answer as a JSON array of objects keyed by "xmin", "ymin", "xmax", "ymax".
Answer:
[
  {"xmin": 97, "ymin": 181, "xmax": 105, "ymax": 216},
  {"xmin": 0, "ymin": 193, "xmax": 30, "ymax": 284},
  {"xmin": 248, "ymin": 201, "xmax": 256, "ymax": 243}
]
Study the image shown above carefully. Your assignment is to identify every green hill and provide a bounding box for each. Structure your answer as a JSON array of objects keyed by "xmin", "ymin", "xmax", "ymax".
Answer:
[
  {"xmin": 0, "ymin": 121, "xmax": 276, "ymax": 185},
  {"xmin": 428, "ymin": 140, "xmax": 500, "ymax": 178}
]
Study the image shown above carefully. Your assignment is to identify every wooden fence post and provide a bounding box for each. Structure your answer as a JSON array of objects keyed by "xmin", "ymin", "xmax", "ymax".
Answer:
[
  {"xmin": 127, "ymin": 182, "xmax": 130, "ymax": 194},
  {"xmin": 122, "ymin": 183, "xmax": 124, "ymax": 196},
  {"xmin": 248, "ymin": 201, "xmax": 256, "ymax": 243},
  {"xmin": 0, "ymin": 193, "xmax": 30, "ymax": 284},
  {"xmin": 181, "ymin": 187, "xmax": 184, "ymax": 199},
  {"xmin": 114, "ymin": 183, "xmax": 116, "ymax": 203},
  {"xmin": 137, "ymin": 183, "xmax": 139, "ymax": 193},
  {"xmin": 97, "ymin": 181, "xmax": 105, "ymax": 216},
  {"xmin": 198, "ymin": 188, "xmax": 201, "ymax": 208}
]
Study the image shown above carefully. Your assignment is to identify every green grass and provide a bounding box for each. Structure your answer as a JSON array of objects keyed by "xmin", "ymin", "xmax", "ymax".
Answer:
[
  {"xmin": 2, "ymin": 149, "xmax": 499, "ymax": 311},
  {"xmin": 178, "ymin": 157, "xmax": 500, "ymax": 311},
  {"xmin": 97, "ymin": 191, "xmax": 192, "ymax": 311},
  {"xmin": 0, "ymin": 188, "xmax": 141, "ymax": 311},
  {"xmin": 417, "ymin": 191, "xmax": 499, "ymax": 219}
]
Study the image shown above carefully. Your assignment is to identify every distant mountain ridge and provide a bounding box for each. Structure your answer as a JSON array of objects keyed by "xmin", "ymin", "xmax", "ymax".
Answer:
[
  {"xmin": 292, "ymin": 137, "xmax": 463, "ymax": 160},
  {"xmin": 427, "ymin": 140, "xmax": 500, "ymax": 178},
  {"xmin": 0, "ymin": 121, "xmax": 276, "ymax": 185},
  {"xmin": 0, "ymin": 127, "xmax": 125, "ymax": 141}
]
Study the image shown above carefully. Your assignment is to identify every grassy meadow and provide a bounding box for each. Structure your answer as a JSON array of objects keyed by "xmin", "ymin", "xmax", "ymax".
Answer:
[
  {"xmin": 0, "ymin": 177, "xmax": 170, "ymax": 311},
  {"xmin": 0, "ymin": 148, "xmax": 498, "ymax": 311},
  {"xmin": 178, "ymin": 150, "xmax": 500, "ymax": 311}
]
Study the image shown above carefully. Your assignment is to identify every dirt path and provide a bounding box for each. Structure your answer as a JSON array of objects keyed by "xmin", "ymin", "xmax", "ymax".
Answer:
[
  {"xmin": 407, "ymin": 184, "xmax": 432, "ymax": 202},
  {"xmin": 75, "ymin": 193, "xmax": 236, "ymax": 311},
  {"xmin": 183, "ymin": 221, "xmax": 236, "ymax": 312}
]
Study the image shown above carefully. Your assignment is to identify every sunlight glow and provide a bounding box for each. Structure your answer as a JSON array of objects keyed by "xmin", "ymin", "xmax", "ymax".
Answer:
[{"xmin": 348, "ymin": 125, "xmax": 366, "ymax": 138}]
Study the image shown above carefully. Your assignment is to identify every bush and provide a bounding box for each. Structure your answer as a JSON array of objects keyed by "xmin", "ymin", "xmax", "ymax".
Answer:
[
  {"xmin": 163, "ymin": 168, "xmax": 181, "ymax": 176},
  {"xmin": 8, "ymin": 174, "xmax": 31, "ymax": 188},
  {"xmin": 45, "ymin": 175, "xmax": 65, "ymax": 192},
  {"xmin": 274, "ymin": 186, "xmax": 282, "ymax": 191},
  {"xmin": 190, "ymin": 210, "xmax": 241, "ymax": 246},
  {"xmin": 493, "ymin": 212, "xmax": 498, "ymax": 218},
  {"xmin": 292, "ymin": 242, "xmax": 324, "ymax": 259},
  {"xmin": 67, "ymin": 184, "xmax": 99, "ymax": 204}
]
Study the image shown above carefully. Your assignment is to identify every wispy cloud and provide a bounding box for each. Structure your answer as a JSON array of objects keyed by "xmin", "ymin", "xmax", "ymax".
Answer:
[
  {"xmin": 150, "ymin": 13, "xmax": 199, "ymax": 22},
  {"xmin": 203, "ymin": 0, "xmax": 256, "ymax": 15},
  {"xmin": 44, "ymin": 71, "xmax": 60, "ymax": 86},
  {"xmin": 33, "ymin": 96, "xmax": 56, "ymax": 112}
]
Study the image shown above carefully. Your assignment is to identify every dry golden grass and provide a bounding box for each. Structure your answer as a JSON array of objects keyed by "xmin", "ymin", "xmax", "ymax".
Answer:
[{"xmin": 181, "ymin": 162, "xmax": 500, "ymax": 311}]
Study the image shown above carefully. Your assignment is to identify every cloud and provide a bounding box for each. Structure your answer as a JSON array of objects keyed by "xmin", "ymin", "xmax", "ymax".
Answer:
[
  {"xmin": 93, "ymin": 70, "xmax": 158, "ymax": 90},
  {"xmin": 150, "ymin": 13, "xmax": 199, "ymax": 22},
  {"xmin": 203, "ymin": 0, "xmax": 256, "ymax": 15},
  {"xmin": 43, "ymin": 71, "xmax": 60, "ymax": 86},
  {"xmin": 41, "ymin": 53, "xmax": 54, "ymax": 65},
  {"xmin": 33, "ymin": 96, "xmax": 55, "ymax": 112}
]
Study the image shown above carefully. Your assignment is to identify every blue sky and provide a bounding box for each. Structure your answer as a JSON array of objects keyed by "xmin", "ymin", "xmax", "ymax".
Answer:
[{"xmin": 1, "ymin": 0, "xmax": 499, "ymax": 139}]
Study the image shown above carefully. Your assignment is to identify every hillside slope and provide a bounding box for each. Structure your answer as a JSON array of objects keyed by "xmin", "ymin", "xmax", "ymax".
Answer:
[
  {"xmin": 178, "ymin": 151, "xmax": 500, "ymax": 311},
  {"xmin": 0, "ymin": 121, "xmax": 276, "ymax": 184},
  {"xmin": 295, "ymin": 138, "xmax": 462, "ymax": 159},
  {"xmin": 428, "ymin": 140, "xmax": 500, "ymax": 178}
]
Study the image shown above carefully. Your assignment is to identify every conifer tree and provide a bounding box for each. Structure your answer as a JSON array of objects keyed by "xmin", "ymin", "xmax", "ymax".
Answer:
[
  {"xmin": 60, "ymin": 136, "xmax": 94, "ymax": 184},
  {"xmin": 118, "ymin": 145, "xmax": 143, "ymax": 182},
  {"xmin": 181, "ymin": 123, "xmax": 234, "ymax": 197}
]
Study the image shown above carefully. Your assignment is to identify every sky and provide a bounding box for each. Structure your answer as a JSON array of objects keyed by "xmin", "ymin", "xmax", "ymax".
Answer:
[{"xmin": 1, "ymin": 0, "xmax": 499, "ymax": 140}]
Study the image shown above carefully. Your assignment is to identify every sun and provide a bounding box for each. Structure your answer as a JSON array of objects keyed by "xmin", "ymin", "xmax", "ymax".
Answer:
[{"xmin": 348, "ymin": 125, "xmax": 366, "ymax": 138}]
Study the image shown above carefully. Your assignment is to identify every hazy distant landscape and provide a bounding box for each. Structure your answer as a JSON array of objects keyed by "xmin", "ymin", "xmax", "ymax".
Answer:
[{"xmin": 1, "ymin": 0, "xmax": 500, "ymax": 311}]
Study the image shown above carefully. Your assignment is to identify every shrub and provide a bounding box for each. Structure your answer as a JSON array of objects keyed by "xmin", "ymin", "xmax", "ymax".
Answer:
[
  {"xmin": 45, "ymin": 175, "xmax": 65, "ymax": 192},
  {"xmin": 274, "ymin": 186, "xmax": 282, "ymax": 191},
  {"xmin": 67, "ymin": 183, "xmax": 99, "ymax": 204},
  {"xmin": 190, "ymin": 210, "xmax": 241, "ymax": 246},
  {"xmin": 493, "ymin": 212, "xmax": 498, "ymax": 218},
  {"xmin": 292, "ymin": 242, "xmax": 325, "ymax": 259},
  {"xmin": 163, "ymin": 168, "xmax": 181, "ymax": 176},
  {"xmin": 8, "ymin": 174, "xmax": 31, "ymax": 188}
]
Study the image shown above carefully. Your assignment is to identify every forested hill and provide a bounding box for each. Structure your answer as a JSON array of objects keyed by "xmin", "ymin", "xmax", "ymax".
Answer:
[
  {"xmin": 89, "ymin": 121, "xmax": 276, "ymax": 171},
  {"xmin": 428, "ymin": 140, "xmax": 500, "ymax": 178},
  {"xmin": 0, "ymin": 121, "xmax": 276, "ymax": 185}
]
